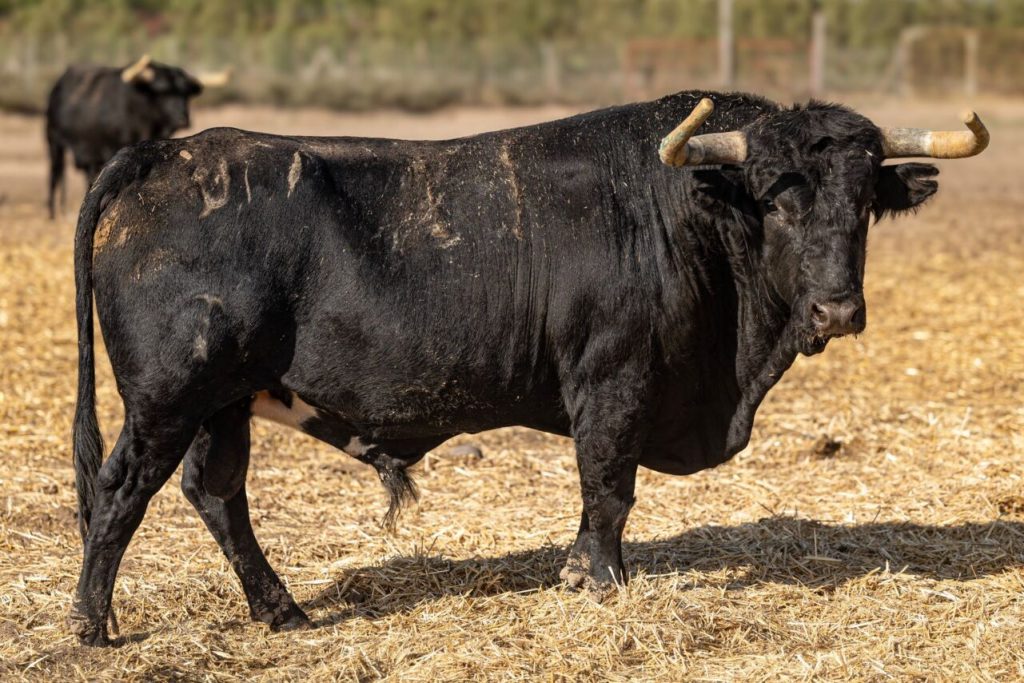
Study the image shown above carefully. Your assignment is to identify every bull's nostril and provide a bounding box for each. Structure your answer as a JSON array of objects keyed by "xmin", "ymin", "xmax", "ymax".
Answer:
[
  {"xmin": 850, "ymin": 304, "xmax": 866, "ymax": 329},
  {"xmin": 811, "ymin": 303, "xmax": 830, "ymax": 328}
]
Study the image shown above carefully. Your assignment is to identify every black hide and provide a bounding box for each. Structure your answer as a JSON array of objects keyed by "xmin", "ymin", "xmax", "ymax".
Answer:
[{"xmin": 67, "ymin": 90, "xmax": 940, "ymax": 645}]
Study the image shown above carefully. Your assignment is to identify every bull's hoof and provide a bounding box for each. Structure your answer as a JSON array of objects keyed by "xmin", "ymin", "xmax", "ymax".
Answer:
[
  {"xmin": 79, "ymin": 629, "xmax": 114, "ymax": 647},
  {"xmin": 559, "ymin": 559, "xmax": 589, "ymax": 590},
  {"xmin": 270, "ymin": 609, "xmax": 313, "ymax": 633},
  {"xmin": 561, "ymin": 557, "xmax": 627, "ymax": 601},
  {"xmin": 68, "ymin": 607, "xmax": 111, "ymax": 647},
  {"xmin": 253, "ymin": 601, "xmax": 313, "ymax": 633},
  {"xmin": 582, "ymin": 576, "xmax": 620, "ymax": 603}
]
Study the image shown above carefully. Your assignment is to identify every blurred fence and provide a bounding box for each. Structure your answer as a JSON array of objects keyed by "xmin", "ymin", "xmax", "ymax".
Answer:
[
  {"xmin": 1, "ymin": 25, "xmax": 1022, "ymax": 114},
  {"xmin": 900, "ymin": 27, "xmax": 1024, "ymax": 96}
]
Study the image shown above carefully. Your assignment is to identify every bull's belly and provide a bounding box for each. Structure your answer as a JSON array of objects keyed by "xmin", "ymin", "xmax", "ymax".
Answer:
[
  {"xmin": 250, "ymin": 381, "xmax": 745, "ymax": 476},
  {"xmin": 276, "ymin": 325, "xmax": 569, "ymax": 440},
  {"xmin": 639, "ymin": 442, "xmax": 736, "ymax": 475},
  {"xmin": 251, "ymin": 384, "xmax": 569, "ymax": 459},
  {"xmin": 251, "ymin": 391, "xmax": 365, "ymax": 454}
]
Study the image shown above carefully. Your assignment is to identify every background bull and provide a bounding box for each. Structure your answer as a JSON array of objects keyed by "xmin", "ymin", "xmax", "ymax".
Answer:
[
  {"xmin": 44, "ymin": 55, "xmax": 226, "ymax": 218},
  {"xmin": 66, "ymin": 90, "xmax": 986, "ymax": 645}
]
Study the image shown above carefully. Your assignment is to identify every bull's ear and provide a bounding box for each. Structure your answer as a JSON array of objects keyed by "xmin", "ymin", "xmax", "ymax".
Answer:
[
  {"xmin": 693, "ymin": 168, "xmax": 755, "ymax": 217},
  {"xmin": 873, "ymin": 162, "xmax": 938, "ymax": 220}
]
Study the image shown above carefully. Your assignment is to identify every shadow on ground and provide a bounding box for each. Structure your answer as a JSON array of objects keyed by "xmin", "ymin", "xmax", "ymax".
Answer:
[{"xmin": 303, "ymin": 516, "xmax": 1024, "ymax": 625}]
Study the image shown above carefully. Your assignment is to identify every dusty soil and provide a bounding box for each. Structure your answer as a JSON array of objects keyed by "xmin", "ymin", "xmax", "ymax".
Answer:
[{"xmin": 1, "ymin": 98, "xmax": 1022, "ymax": 681}]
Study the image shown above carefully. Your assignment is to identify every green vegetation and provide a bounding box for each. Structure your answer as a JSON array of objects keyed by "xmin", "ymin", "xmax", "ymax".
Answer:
[{"xmin": 1, "ymin": 0, "xmax": 1022, "ymax": 111}]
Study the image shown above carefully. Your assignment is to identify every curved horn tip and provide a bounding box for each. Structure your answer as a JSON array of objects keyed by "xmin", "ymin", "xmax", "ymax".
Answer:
[
  {"xmin": 961, "ymin": 109, "xmax": 989, "ymax": 155},
  {"xmin": 961, "ymin": 109, "xmax": 988, "ymax": 138},
  {"xmin": 659, "ymin": 97, "xmax": 719, "ymax": 166},
  {"xmin": 197, "ymin": 69, "xmax": 232, "ymax": 88},
  {"xmin": 882, "ymin": 108, "xmax": 990, "ymax": 159}
]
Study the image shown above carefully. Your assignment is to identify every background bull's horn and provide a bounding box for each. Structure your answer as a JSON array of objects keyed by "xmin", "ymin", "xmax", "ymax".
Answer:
[
  {"xmin": 659, "ymin": 98, "xmax": 748, "ymax": 167},
  {"xmin": 197, "ymin": 68, "xmax": 233, "ymax": 88},
  {"xmin": 121, "ymin": 54, "xmax": 153, "ymax": 83},
  {"xmin": 881, "ymin": 110, "xmax": 990, "ymax": 159}
]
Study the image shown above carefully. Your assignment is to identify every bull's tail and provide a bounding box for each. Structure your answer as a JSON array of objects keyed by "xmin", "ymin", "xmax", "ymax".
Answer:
[
  {"xmin": 362, "ymin": 452, "xmax": 419, "ymax": 531},
  {"xmin": 72, "ymin": 153, "xmax": 131, "ymax": 541}
]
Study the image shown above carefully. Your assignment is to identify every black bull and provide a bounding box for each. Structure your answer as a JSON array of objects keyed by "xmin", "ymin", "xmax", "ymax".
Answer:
[
  {"xmin": 45, "ymin": 59, "xmax": 202, "ymax": 218},
  {"xmin": 69, "ymin": 91, "xmax": 963, "ymax": 645}
]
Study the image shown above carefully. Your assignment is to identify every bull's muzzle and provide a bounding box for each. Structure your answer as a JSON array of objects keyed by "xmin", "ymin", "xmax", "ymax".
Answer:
[{"xmin": 810, "ymin": 295, "xmax": 866, "ymax": 338}]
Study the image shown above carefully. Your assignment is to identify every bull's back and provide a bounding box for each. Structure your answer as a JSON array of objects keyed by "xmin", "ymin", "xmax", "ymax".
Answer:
[{"xmin": 89, "ymin": 129, "xmax": 582, "ymax": 428}]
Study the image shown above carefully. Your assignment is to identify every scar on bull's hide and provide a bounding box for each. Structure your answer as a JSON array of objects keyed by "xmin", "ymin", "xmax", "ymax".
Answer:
[
  {"xmin": 129, "ymin": 247, "xmax": 172, "ymax": 282},
  {"xmin": 244, "ymin": 162, "xmax": 252, "ymax": 204},
  {"xmin": 193, "ymin": 333, "xmax": 208, "ymax": 361},
  {"xmin": 411, "ymin": 155, "xmax": 460, "ymax": 248},
  {"xmin": 287, "ymin": 152, "xmax": 302, "ymax": 198},
  {"xmin": 92, "ymin": 200, "xmax": 122, "ymax": 254},
  {"xmin": 192, "ymin": 158, "xmax": 230, "ymax": 218},
  {"xmin": 499, "ymin": 142, "xmax": 524, "ymax": 240},
  {"xmin": 425, "ymin": 179, "xmax": 458, "ymax": 246},
  {"xmin": 192, "ymin": 294, "xmax": 224, "ymax": 362},
  {"xmin": 179, "ymin": 150, "xmax": 192, "ymax": 161}
]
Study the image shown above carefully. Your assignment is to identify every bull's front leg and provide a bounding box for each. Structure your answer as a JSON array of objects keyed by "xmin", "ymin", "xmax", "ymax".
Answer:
[
  {"xmin": 559, "ymin": 511, "xmax": 592, "ymax": 589},
  {"xmin": 572, "ymin": 445, "xmax": 639, "ymax": 590},
  {"xmin": 562, "ymin": 368, "xmax": 649, "ymax": 591}
]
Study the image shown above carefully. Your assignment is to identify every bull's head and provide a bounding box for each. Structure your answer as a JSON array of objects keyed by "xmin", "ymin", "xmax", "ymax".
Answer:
[
  {"xmin": 660, "ymin": 97, "xmax": 988, "ymax": 356},
  {"xmin": 121, "ymin": 55, "xmax": 205, "ymax": 133}
]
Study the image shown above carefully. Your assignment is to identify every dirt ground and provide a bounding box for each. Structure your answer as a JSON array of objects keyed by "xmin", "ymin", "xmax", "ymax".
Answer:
[{"xmin": 1, "ymin": 97, "xmax": 1022, "ymax": 681}]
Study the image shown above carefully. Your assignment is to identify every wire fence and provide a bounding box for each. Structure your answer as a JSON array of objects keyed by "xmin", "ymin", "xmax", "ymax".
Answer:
[{"xmin": 1, "ymin": 25, "xmax": 1022, "ymax": 114}]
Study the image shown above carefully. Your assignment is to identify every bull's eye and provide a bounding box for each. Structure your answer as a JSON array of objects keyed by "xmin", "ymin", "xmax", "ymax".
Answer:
[{"xmin": 760, "ymin": 198, "xmax": 778, "ymax": 213}]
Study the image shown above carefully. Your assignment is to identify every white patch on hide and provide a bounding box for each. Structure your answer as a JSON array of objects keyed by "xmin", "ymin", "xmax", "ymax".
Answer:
[{"xmin": 251, "ymin": 390, "xmax": 318, "ymax": 429}]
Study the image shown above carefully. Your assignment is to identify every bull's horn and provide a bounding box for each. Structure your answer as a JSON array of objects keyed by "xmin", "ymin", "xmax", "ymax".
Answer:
[
  {"xmin": 881, "ymin": 110, "xmax": 990, "ymax": 159},
  {"xmin": 197, "ymin": 68, "xmax": 232, "ymax": 88},
  {"xmin": 659, "ymin": 97, "xmax": 748, "ymax": 167},
  {"xmin": 121, "ymin": 54, "xmax": 153, "ymax": 83}
]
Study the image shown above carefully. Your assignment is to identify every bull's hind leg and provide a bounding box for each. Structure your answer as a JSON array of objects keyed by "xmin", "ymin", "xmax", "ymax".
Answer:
[
  {"xmin": 180, "ymin": 401, "xmax": 311, "ymax": 632},
  {"xmin": 69, "ymin": 413, "xmax": 197, "ymax": 646}
]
